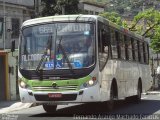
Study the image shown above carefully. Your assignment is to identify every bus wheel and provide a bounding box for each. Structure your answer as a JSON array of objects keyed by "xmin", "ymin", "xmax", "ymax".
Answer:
[
  {"xmin": 106, "ymin": 84, "xmax": 116, "ymax": 111},
  {"xmin": 135, "ymin": 81, "xmax": 142, "ymax": 103},
  {"xmin": 43, "ymin": 105, "xmax": 57, "ymax": 113}
]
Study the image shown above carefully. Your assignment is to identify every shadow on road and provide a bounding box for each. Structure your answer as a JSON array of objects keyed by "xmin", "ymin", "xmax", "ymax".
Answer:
[{"xmin": 29, "ymin": 99, "xmax": 160, "ymax": 117}]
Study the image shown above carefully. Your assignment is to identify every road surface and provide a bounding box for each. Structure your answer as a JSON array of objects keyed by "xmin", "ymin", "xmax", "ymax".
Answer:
[{"xmin": 6, "ymin": 94, "xmax": 160, "ymax": 120}]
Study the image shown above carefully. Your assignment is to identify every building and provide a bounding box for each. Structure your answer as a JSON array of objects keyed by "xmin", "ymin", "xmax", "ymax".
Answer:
[
  {"xmin": 0, "ymin": 0, "xmax": 34, "ymax": 101},
  {"xmin": 79, "ymin": 0, "xmax": 105, "ymax": 15}
]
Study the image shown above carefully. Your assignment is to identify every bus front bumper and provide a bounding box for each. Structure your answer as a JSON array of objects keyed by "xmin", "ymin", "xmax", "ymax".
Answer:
[{"xmin": 19, "ymin": 83, "xmax": 100, "ymax": 104}]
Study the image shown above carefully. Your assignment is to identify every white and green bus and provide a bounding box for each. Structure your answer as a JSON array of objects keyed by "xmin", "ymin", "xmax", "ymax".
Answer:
[{"xmin": 15, "ymin": 15, "xmax": 152, "ymax": 113}]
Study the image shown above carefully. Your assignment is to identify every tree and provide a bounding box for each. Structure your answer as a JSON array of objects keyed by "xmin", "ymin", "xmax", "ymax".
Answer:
[
  {"xmin": 41, "ymin": 0, "xmax": 57, "ymax": 16},
  {"xmin": 129, "ymin": 8, "xmax": 160, "ymax": 35},
  {"xmin": 99, "ymin": 12, "xmax": 127, "ymax": 28},
  {"xmin": 128, "ymin": 8, "xmax": 160, "ymax": 52},
  {"xmin": 150, "ymin": 26, "xmax": 160, "ymax": 53},
  {"xmin": 41, "ymin": 0, "xmax": 79, "ymax": 16}
]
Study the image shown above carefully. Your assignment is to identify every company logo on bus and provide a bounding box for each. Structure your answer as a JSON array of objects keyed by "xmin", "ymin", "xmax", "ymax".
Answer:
[{"xmin": 52, "ymin": 82, "xmax": 58, "ymax": 89}]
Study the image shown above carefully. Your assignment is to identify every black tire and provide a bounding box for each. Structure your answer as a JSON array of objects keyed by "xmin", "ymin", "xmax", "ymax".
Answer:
[
  {"xmin": 125, "ymin": 82, "xmax": 142, "ymax": 104},
  {"xmin": 43, "ymin": 105, "xmax": 57, "ymax": 113},
  {"xmin": 106, "ymin": 84, "xmax": 115, "ymax": 111},
  {"xmin": 135, "ymin": 82, "xmax": 142, "ymax": 103}
]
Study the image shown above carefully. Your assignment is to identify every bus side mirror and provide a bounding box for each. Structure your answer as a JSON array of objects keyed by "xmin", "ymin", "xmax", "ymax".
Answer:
[{"xmin": 11, "ymin": 40, "xmax": 15, "ymax": 52}]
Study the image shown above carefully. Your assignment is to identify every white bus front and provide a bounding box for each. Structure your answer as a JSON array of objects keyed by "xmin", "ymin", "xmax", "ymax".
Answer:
[{"xmin": 18, "ymin": 21, "xmax": 102, "ymax": 112}]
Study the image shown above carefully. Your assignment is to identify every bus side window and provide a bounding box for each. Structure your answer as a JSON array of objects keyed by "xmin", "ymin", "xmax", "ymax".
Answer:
[
  {"xmin": 128, "ymin": 38, "xmax": 133, "ymax": 60},
  {"xmin": 145, "ymin": 43, "xmax": 149, "ymax": 64},
  {"xmin": 131, "ymin": 38, "xmax": 135, "ymax": 61},
  {"xmin": 120, "ymin": 33, "xmax": 125, "ymax": 60},
  {"xmin": 140, "ymin": 42, "xmax": 144, "ymax": 63},
  {"xmin": 115, "ymin": 31, "xmax": 121, "ymax": 59},
  {"xmin": 134, "ymin": 40, "xmax": 139, "ymax": 62},
  {"xmin": 98, "ymin": 22, "xmax": 110, "ymax": 71},
  {"xmin": 111, "ymin": 28, "xmax": 118, "ymax": 59},
  {"xmin": 98, "ymin": 27, "xmax": 110, "ymax": 52},
  {"xmin": 137, "ymin": 40, "xmax": 141, "ymax": 62},
  {"xmin": 124, "ymin": 35, "xmax": 129, "ymax": 60}
]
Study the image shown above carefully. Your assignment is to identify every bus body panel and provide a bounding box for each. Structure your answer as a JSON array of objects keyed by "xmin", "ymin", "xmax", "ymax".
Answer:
[
  {"xmin": 138, "ymin": 64, "xmax": 152, "ymax": 93},
  {"xmin": 99, "ymin": 59, "xmax": 152, "ymax": 101}
]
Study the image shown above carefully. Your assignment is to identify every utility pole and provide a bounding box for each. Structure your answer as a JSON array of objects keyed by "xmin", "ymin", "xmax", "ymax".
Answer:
[
  {"xmin": 62, "ymin": 5, "xmax": 65, "ymax": 15},
  {"xmin": 3, "ymin": 0, "xmax": 6, "ymax": 50},
  {"xmin": 142, "ymin": 2, "xmax": 147, "ymax": 37},
  {"xmin": 34, "ymin": 0, "xmax": 41, "ymax": 17}
]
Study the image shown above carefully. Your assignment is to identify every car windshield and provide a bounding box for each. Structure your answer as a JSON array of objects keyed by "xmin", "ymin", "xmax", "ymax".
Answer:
[{"xmin": 19, "ymin": 23, "xmax": 95, "ymax": 70}]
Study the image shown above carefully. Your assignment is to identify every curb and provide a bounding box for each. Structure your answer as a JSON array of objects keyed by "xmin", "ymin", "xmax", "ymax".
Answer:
[{"xmin": 145, "ymin": 91, "xmax": 160, "ymax": 95}]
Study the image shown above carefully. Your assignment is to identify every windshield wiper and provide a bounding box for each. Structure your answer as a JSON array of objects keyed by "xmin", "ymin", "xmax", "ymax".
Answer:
[
  {"xmin": 57, "ymin": 37, "xmax": 75, "ymax": 75},
  {"xmin": 36, "ymin": 34, "xmax": 52, "ymax": 73}
]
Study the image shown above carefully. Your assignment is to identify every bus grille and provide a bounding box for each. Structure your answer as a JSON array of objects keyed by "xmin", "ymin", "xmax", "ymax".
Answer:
[{"xmin": 32, "ymin": 85, "xmax": 78, "ymax": 91}]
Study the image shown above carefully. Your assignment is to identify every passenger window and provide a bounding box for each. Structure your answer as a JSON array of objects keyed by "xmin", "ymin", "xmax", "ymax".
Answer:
[
  {"xmin": 115, "ymin": 31, "xmax": 121, "ymax": 59},
  {"xmin": 124, "ymin": 35, "xmax": 129, "ymax": 60},
  {"xmin": 120, "ymin": 34, "xmax": 125, "ymax": 59},
  {"xmin": 140, "ymin": 42, "xmax": 144, "ymax": 63},
  {"xmin": 98, "ymin": 22, "xmax": 110, "ymax": 71},
  {"xmin": 137, "ymin": 41, "xmax": 141, "ymax": 62},
  {"xmin": 145, "ymin": 43, "xmax": 149, "ymax": 64},
  {"xmin": 131, "ymin": 38, "xmax": 138, "ymax": 61},
  {"xmin": 128, "ymin": 38, "xmax": 133, "ymax": 60},
  {"xmin": 111, "ymin": 28, "xmax": 118, "ymax": 59}
]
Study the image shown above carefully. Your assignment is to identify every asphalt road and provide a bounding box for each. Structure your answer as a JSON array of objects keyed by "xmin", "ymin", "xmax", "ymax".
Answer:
[{"xmin": 8, "ymin": 94, "xmax": 160, "ymax": 120}]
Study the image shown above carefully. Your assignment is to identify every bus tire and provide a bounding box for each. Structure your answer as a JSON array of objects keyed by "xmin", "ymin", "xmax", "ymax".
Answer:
[
  {"xmin": 135, "ymin": 80, "xmax": 142, "ymax": 103},
  {"xmin": 43, "ymin": 104, "xmax": 57, "ymax": 113},
  {"xmin": 106, "ymin": 80, "xmax": 118, "ymax": 111}
]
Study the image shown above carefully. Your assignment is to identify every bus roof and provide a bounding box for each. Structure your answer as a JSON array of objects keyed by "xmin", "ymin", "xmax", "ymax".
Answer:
[{"xmin": 22, "ymin": 15, "xmax": 99, "ymax": 27}]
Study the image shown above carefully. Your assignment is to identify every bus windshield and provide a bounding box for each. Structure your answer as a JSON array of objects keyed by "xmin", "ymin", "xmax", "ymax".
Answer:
[{"xmin": 19, "ymin": 23, "xmax": 95, "ymax": 70}]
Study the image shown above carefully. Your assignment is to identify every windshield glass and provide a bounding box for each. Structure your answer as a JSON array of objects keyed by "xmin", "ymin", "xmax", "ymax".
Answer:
[{"xmin": 19, "ymin": 23, "xmax": 95, "ymax": 70}]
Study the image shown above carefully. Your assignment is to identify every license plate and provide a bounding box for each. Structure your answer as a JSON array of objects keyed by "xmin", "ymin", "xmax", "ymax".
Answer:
[{"xmin": 48, "ymin": 93, "xmax": 62, "ymax": 98}]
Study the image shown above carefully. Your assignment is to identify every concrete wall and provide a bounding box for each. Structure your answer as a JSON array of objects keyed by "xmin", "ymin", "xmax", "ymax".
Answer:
[{"xmin": 7, "ymin": 50, "xmax": 18, "ymax": 100}]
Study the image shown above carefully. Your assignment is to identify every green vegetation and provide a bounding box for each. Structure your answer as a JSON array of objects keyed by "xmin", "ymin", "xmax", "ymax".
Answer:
[
  {"xmin": 99, "ymin": 12, "xmax": 127, "ymax": 28},
  {"xmin": 129, "ymin": 8, "xmax": 160, "ymax": 53},
  {"xmin": 41, "ymin": 0, "xmax": 79, "ymax": 16}
]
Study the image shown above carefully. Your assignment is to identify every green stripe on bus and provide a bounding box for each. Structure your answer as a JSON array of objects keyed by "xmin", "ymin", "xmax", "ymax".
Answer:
[{"xmin": 22, "ymin": 75, "xmax": 91, "ymax": 92}]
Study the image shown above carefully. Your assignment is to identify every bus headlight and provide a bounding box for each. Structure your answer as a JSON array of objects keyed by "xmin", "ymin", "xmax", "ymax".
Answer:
[
  {"xmin": 80, "ymin": 77, "xmax": 97, "ymax": 88},
  {"xmin": 20, "ymin": 81, "xmax": 26, "ymax": 88},
  {"xmin": 19, "ymin": 80, "xmax": 30, "ymax": 89},
  {"xmin": 88, "ymin": 80, "xmax": 94, "ymax": 85}
]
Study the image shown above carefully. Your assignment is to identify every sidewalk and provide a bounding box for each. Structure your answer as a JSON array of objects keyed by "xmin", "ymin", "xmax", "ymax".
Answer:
[
  {"xmin": 0, "ymin": 100, "xmax": 33, "ymax": 113},
  {"xmin": 144, "ymin": 86, "xmax": 160, "ymax": 95},
  {"xmin": 146, "ymin": 90, "xmax": 160, "ymax": 95}
]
